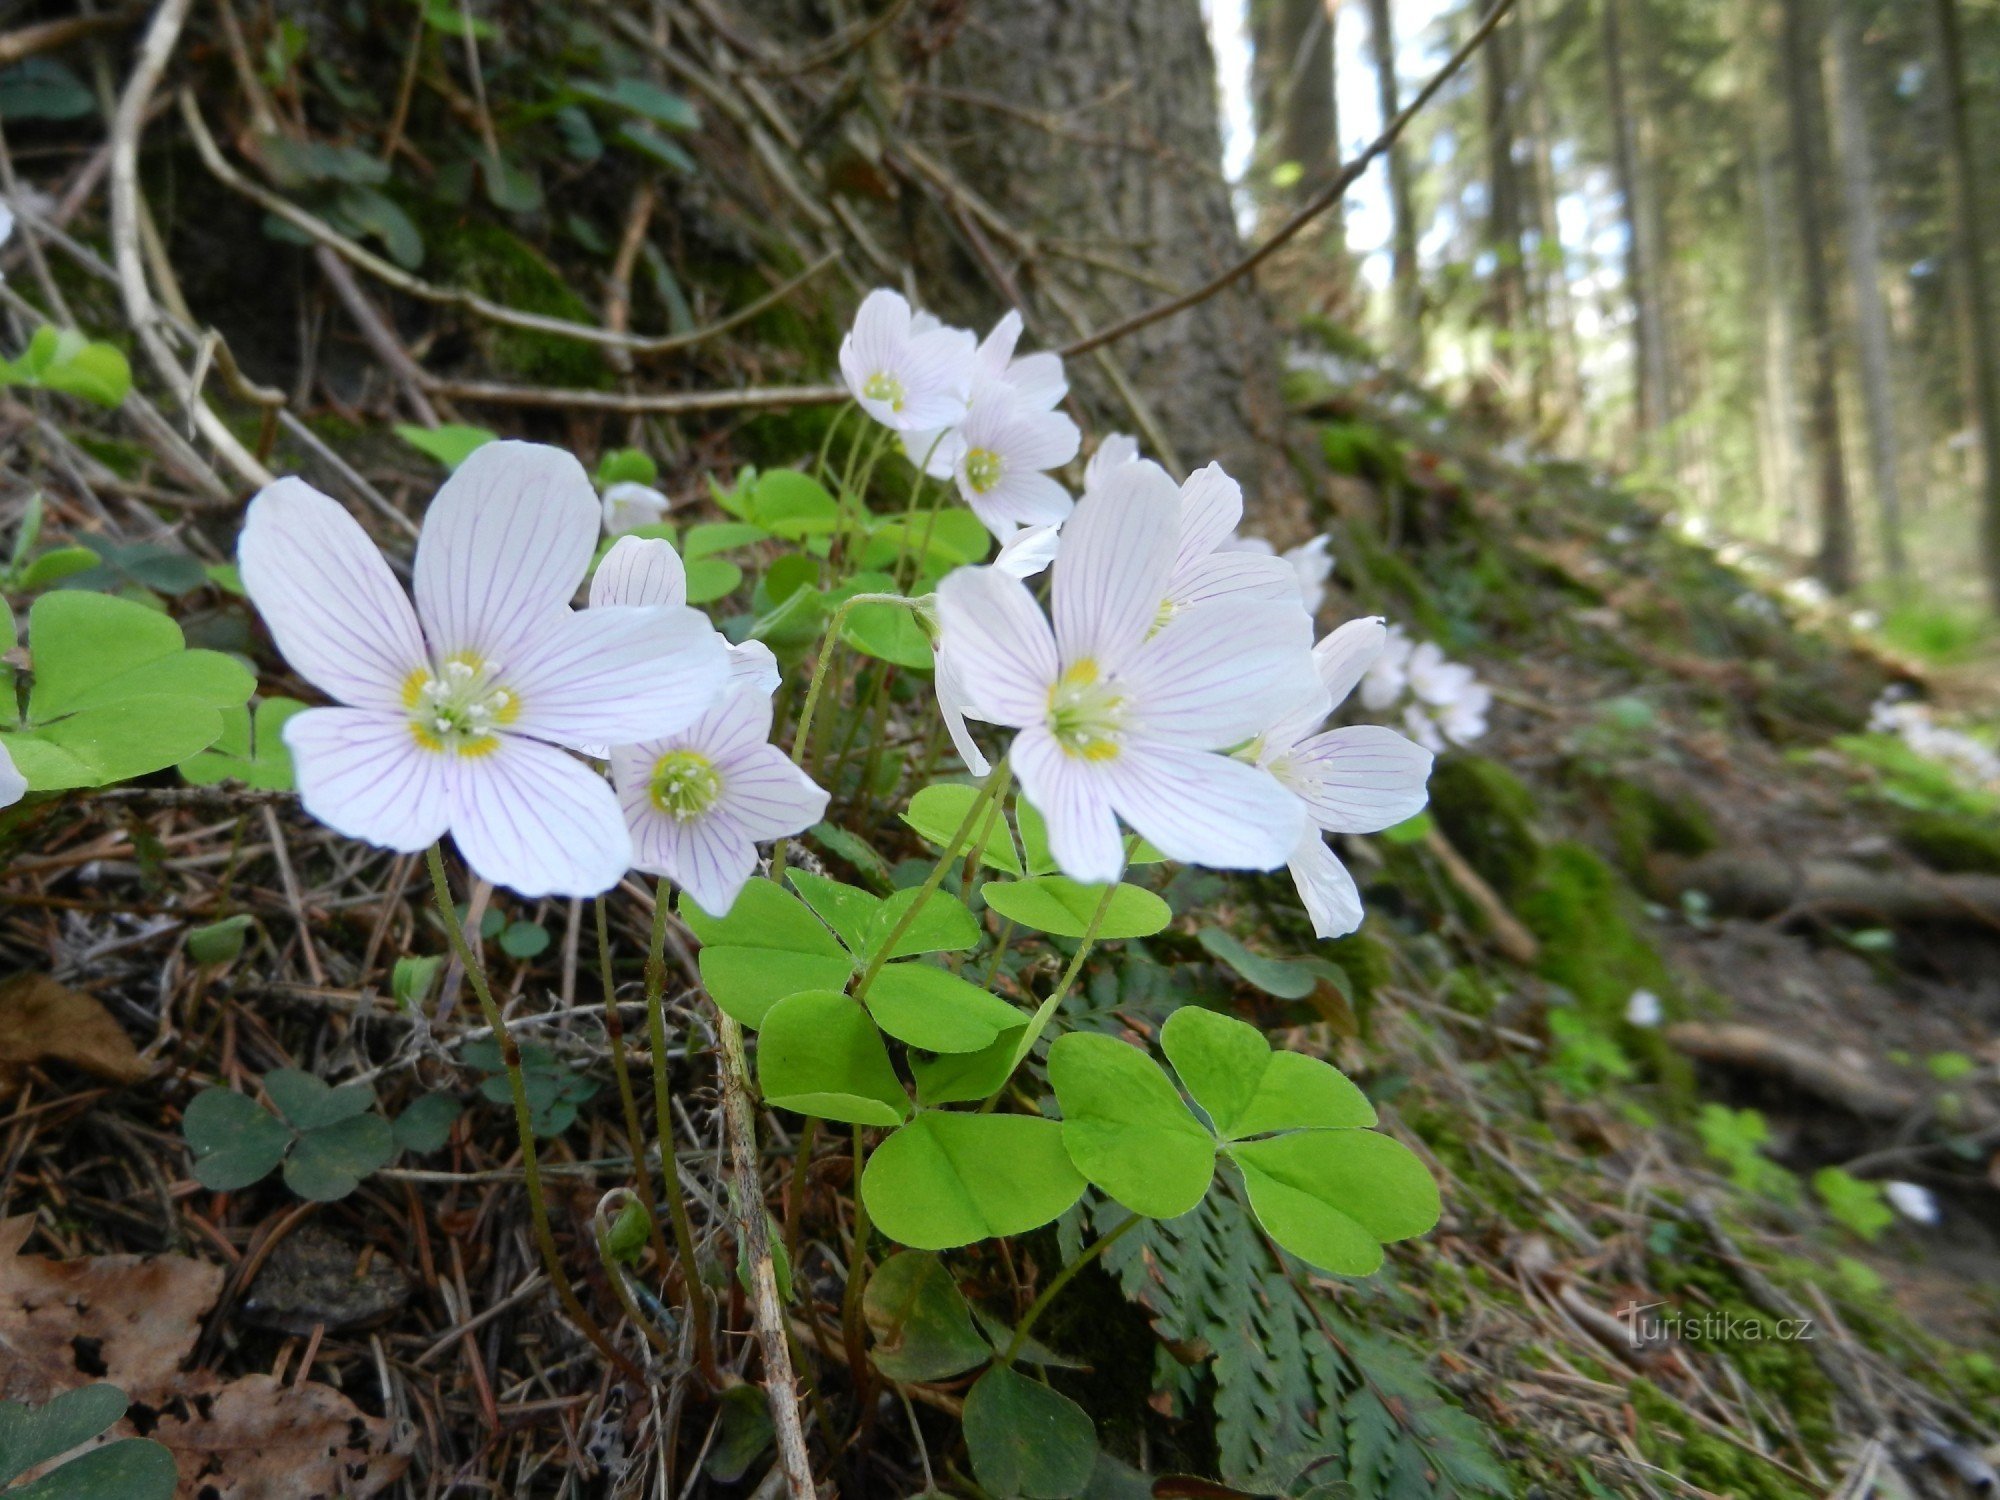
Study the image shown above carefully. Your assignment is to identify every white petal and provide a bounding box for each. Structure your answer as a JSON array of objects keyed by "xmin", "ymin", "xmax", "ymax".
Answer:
[
  {"xmin": 414, "ymin": 440, "xmax": 600, "ymax": 664},
  {"xmin": 1123, "ymin": 600, "xmax": 1317, "ymax": 748},
  {"xmin": 590, "ymin": 535, "xmax": 687, "ymax": 608},
  {"xmin": 1277, "ymin": 724, "xmax": 1433, "ymax": 833},
  {"xmin": 1004, "ymin": 351, "xmax": 1067, "ymax": 411},
  {"xmin": 601, "ymin": 482, "xmax": 670, "ymax": 536},
  {"xmin": 1012, "ymin": 726, "xmax": 1125, "ymax": 884},
  {"xmin": 627, "ymin": 798, "xmax": 760, "ymax": 916},
  {"xmin": 728, "ymin": 639, "xmax": 782, "ymax": 695},
  {"xmin": 1104, "ymin": 744, "xmax": 1303, "ymax": 871},
  {"xmin": 1172, "ymin": 463, "xmax": 1243, "ymax": 577},
  {"xmin": 972, "ymin": 470, "xmax": 1074, "ymax": 536},
  {"xmin": 934, "ymin": 648, "xmax": 993, "ymax": 776},
  {"xmin": 1286, "ymin": 535, "xmax": 1335, "ymax": 612},
  {"xmin": 976, "ymin": 310, "xmax": 1024, "ymax": 378},
  {"xmin": 0, "ymin": 741, "xmax": 24, "ymax": 808},
  {"xmin": 1170, "ymin": 551, "xmax": 1300, "ymax": 611},
  {"xmin": 1314, "ymin": 617, "xmax": 1387, "ymax": 710},
  {"xmin": 994, "ymin": 525, "xmax": 1061, "ymax": 580},
  {"xmin": 842, "ymin": 289, "xmax": 912, "ymax": 393},
  {"xmin": 1004, "ymin": 407, "xmax": 1081, "ymax": 472},
  {"xmin": 451, "ymin": 734, "xmax": 631, "ymax": 897},
  {"xmin": 282, "ymin": 707, "xmax": 451, "ymax": 852},
  {"xmin": 1083, "ymin": 433, "xmax": 1140, "ymax": 491},
  {"xmin": 684, "ymin": 682, "xmax": 778, "ymax": 763},
  {"xmin": 935, "ymin": 566, "xmax": 1059, "ymax": 727},
  {"xmin": 1053, "ymin": 458, "xmax": 1179, "ymax": 672},
  {"xmin": 1289, "ymin": 831, "xmax": 1365, "ymax": 938},
  {"xmin": 507, "ymin": 605, "xmax": 728, "ymax": 748},
  {"xmin": 238, "ymin": 476, "xmax": 427, "ymax": 711},
  {"xmin": 715, "ymin": 744, "xmax": 831, "ymax": 841}
]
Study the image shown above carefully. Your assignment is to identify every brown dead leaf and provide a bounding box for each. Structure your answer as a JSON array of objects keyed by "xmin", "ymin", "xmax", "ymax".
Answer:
[
  {"xmin": 2, "ymin": 1219, "xmax": 411, "ymax": 1497},
  {"xmin": 0, "ymin": 973, "xmax": 149, "ymax": 1087}
]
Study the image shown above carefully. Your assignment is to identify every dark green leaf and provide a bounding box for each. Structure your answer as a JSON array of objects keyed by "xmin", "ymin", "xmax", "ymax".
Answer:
[
  {"xmin": 863, "ymin": 1251, "xmax": 990, "ymax": 1383},
  {"xmin": 963, "ymin": 1365, "xmax": 1096, "ymax": 1499},
  {"xmin": 285, "ymin": 1113, "xmax": 395, "ymax": 1201},
  {"xmin": 264, "ymin": 1068, "xmax": 376, "ymax": 1131},
  {"xmin": 391, "ymin": 1092, "xmax": 462, "ymax": 1153},
  {"xmin": 183, "ymin": 1089, "xmax": 290, "ymax": 1191}
]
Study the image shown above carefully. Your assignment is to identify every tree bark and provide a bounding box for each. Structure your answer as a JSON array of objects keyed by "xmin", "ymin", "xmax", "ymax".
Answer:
[
  {"xmin": 1825, "ymin": 0, "xmax": 1909, "ymax": 584},
  {"xmin": 1481, "ymin": 11, "xmax": 1528, "ymax": 338},
  {"xmin": 1599, "ymin": 0, "xmax": 1670, "ymax": 439},
  {"xmin": 1366, "ymin": 0, "xmax": 1424, "ymax": 366},
  {"xmin": 1778, "ymin": 0, "xmax": 1858, "ymax": 591},
  {"xmin": 1931, "ymin": 0, "xmax": 2000, "ymax": 612},
  {"xmin": 1250, "ymin": 0, "xmax": 1351, "ymax": 313},
  {"xmin": 927, "ymin": 1, "xmax": 1293, "ymax": 510}
]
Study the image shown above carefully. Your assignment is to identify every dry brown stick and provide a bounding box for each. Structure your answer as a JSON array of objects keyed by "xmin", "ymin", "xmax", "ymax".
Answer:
[
  {"xmin": 1060, "ymin": 0, "xmax": 1519, "ymax": 358},
  {"xmin": 107, "ymin": 0, "xmax": 272, "ymax": 490},
  {"xmin": 1424, "ymin": 825, "xmax": 1541, "ymax": 965},
  {"xmin": 314, "ymin": 246, "xmax": 443, "ymax": 428},
  {"xmin": 0, "ymin": 9, "xmax": 136, "ymax": 68},
  {"xmin": 1663, "ymin": 1022, "xmax": 1921, "ymax": 1122},
  {"xmin": 1665, "ymin": 853, "xmax": 2000, "ymax": 929},
  {"xmin": 425, "ymin": 378, "xmax": 848, "ymax": 415}
]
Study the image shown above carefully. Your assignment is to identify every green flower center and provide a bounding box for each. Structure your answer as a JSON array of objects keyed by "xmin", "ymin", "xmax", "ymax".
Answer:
[
  {"xmin": 404, "ymin": 654, "xmax": 515, "ymax": 757},
  {"xmin": 1048, "ymin": 659, "xmax": 1124, "ymax": 762},
  {"xmin": 963, "ymin": 447, "xmax": 1003, "ymax": 493},
  {"xmin": 649, "ymin": 749, "xmax": 723, "ymax": 819},
  {"xmin": 862, "ymin": 371, "xmax": 907, "ymax": 412}
]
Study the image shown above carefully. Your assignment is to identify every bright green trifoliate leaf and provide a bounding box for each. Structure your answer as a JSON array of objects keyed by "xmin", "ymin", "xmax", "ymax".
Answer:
[
  {"xmin": 1227, "ymin": 1130, "xmax": 1440, "ymax": 1276},
  {"xmin": 684, "ymin": 881, "xmax": 853, "ymax": 1027},
  {"xmin": 682, "ymin": 521, "xmax": 769, "ymax": 559},
  {"xmin": 263, "ymin": 1067, "xmax": 377, "ymax": 1132},
  {"xmin": 749, "ymin": 470, "xmax": 843, "ymax": 539},
  {"xmin": 1160, "ymin": 1007, "xmax": 1374, "ymax": 1140},
  {"xmin": 1047, "ymin": 1034, "xmax": 1214, "ymax": 1219},
  {"xmin": 903, "ymin": 783, "xmax": 1021, "ymax": 874},
  {"xmin": 683, "ymin": 557, "xmax": 742, "ymax": 604},
  {"xmin": 863, "ymin": 1113, "xmax": 1085, "ymax": 1251},
  {"xmin": 16, "ymin": 546, "xmax": 101, "ymax": 592},
  {"xmin": 594, "ymin": 446, "xmax": 658, "ymax": 488},
  {"xmin": 842, "ymin": 599, "xmax": 934, "ymax": 669},
  {"xmin": 862, "ymin": 508, "xmax": 992, "ymax": 572},
  {"xmin": 864, "ymin": 963, "xmax": 1025, "ymax": 1054},
  {"xmin": 862, "ymin": 886, "xmax": 980, "ymax": 961},
  {"xmin": 757, "ymin": 990, "xmax": 909, "ymax": 1126},
  {"xmin": 862, "ymin": 1251, "xmax": 991, "ymax": 1383},
  {"xmin": 395, "ymin": 422, "xmax": 496, "ymax": 470},
  {"xmin": 182, "ymin": 1088, "xmax": 290, "ymax": 1191},
  {"xmin": 911, "ymin": 1026, "xmax": 1027, "ymax": 1106},
  {"xmin": 786, "ymin": 869, "xmax": 880, "ymax": 956},
  {"xmin": 179, "ymin": 696, "xmax": 306, "ymax": 790},
  {"xmin": 981, "ymin": 878, "xmax": 1170, "ymax": 940},
  {"xmin": 284, "ymin": 1112, "xmax": 396, "ymax": 1202},
  {"xmin": 0, "ymin": 1383, "xmax": 131, "ymax": 1486},
  {"xmin": 962, "ymin": 1364, "xmax": 1097, "ymax": 1500}
]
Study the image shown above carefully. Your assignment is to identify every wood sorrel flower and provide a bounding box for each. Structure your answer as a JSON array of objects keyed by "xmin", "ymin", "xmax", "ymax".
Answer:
[
  {"xmin": 949, "ymin": 385, "xmax": 1080, "ymax": 540},
  {"xmin": 903, "ymin": 309, "xmax": 1070, "ymax": 477},
  {"xmin": 1252, "ymin": 618, "xmax": 1434, "ymax": 938},
  {"xmin": 600, "ymin": 480, "xmax": 671, "ymax": 536},
  {"xmin": 238, "ymin": 441, "xmax": 727, "ymax": 898},
  {"xmin": 936, "ymin": 458, "xmax": 1318, "ymax": 883},
  {"xmin": 839, "ymin": 289, "xmax": 975, "ymax": 433},
  {"xmin": 0, "ymin": 741, "xmax": 24, "ymax": 809}
]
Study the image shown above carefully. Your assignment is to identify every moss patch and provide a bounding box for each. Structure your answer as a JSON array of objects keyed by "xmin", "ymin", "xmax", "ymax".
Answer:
[
  {"xmin": 1895, "ymin": 807, "xmax": 2000, "ymax": 875},
  {"xmin": 1428, "ymin": 756, "xmax": 1542, "ymax": 901},
  {"xmin": 428, "ymin": 220, "xmax": 607, "ymax": 388}
]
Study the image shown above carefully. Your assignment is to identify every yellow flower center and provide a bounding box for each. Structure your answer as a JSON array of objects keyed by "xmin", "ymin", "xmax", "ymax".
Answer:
[
  {"xmin": 862, "ymin": 371, "xmax": 907, "ymax": 412},
  {"xmin": 403, "ymin": 652, "xmax": 516, "ymax": 757},
  {"xmin": 1048, "ymin": 659, "xmax": 1124, "ymax": 762},
  {"xmin": 963, "ymin": 447, "xmax": 1003, "ymax": 493},
  {"xmin": 649, "ymin": 749, "xmax": 722, "ymax": 819}
]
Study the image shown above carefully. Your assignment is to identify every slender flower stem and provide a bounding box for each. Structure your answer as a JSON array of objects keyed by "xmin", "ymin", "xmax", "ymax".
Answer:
[
  {"xmin": 423, "ymin": 845, "xmax": 644, "ymax": 1385},
  {"xmin": 1001, "ymin": 1214, "xmax": 1141, "ymax": 1366},
  {"xmin": 813, "ymin": 399, "xmax": 854, "ymax": 483},
  {"xmin": 592, "ymin": 904, "xmax": 676, "ymax": 1290},
  {"xmin": 643, "ymin": 878, "xmax": 717, "ymax": 1381},
  {"xmin": 839, "ymin": 1123, "xmax": 875, "ymax": 1393},
  {"xmin": 983, "ymin": 867, "xmax": 1124, "ymax": 1106}
]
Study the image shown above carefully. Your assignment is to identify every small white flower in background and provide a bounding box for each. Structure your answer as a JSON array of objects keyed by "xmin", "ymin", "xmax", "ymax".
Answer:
[
  {"xmin": 1606, "ymin": 524, "xmax": 1636, "ymax": 547},
  {"xmin": 612, "ymin": 686, "xmax": 829, "ymax": 916},
  {"xmin": 1782, "ymin": 576, "xmax": 1831, "ymax": 611},
  {"xmin": 1625, "ymin": 989, "xmax": 1664, "ymax": 1028},
  {"xmin": 1225, "ymin": 532, "xmax": 1337, "ymax": 615},
  {"xmin": 949, "ymin": 385, "xmax": 1080, "ymax": 539},
  {"xmin": 1884, "ymin": 1180, "xmax": 1940, "ymax": 1226},
  {"xmin": 238, "ymin": 441, "xmax": 729, "ymax": 898},
  {"xmin": 0, "ymin": 740, "xmax": 26, "ymax": 810},
  {"xmin": 839, "ymin": 289, "xmax": 975, "ymax": 433},
  {"xmin": 936, "ymin": 458, "xmax": 1318, "ymax": 883},
  {"xmin": 1868, "ymin": 690, "xmax": 2000, "ymax": 789},
  {"xmin": 1358, "ymin": 625, "xmax": 1414, "ymax": 712},
  {"xmin": 1252, "ymin": 618, "xmax": 1434, "ymax": 938},
  {"xmin": 601, "ymin": 481, "xmax": 671, "ymax": 537},
  {"xmin": 1849, "ymin": 609, "xmax": 1881, "ymax": 633},
  {"xmin": 1360, "ymin": 626, "xmax": 1490, "ymax": 752},
  {"xmin": 904, "ymin": 309, "xmax": 1069, "ymax": 474}
]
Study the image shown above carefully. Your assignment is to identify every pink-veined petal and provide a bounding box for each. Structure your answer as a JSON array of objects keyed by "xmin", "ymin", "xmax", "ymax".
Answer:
[
  {"xmin": 728, "ymin": 639, "xmax": 782, "ymax": 695},
  {"xmin": 0, "ymin": 741, "xmax": 25, "ymax": 808},
  {"xmin": 590, "ymin": 535, "xmax": 687, "ymax": 609},
  {"xmin": 933, "ymin": 648, "xmax": 993, "ymax": 776},
  {"xmin": 1104, "ymin": 743, "xmax": 1303, "ymax": 871},
  {"xmin": 935, "ymin": 566, "xmax": 1059, "ymax": 727},
  {"xmin": 1012, "ymin": 726, "xmax": 1125, "ymax": 884},
  {"xmin": 507, "ymin": 604, "xmax": 728, "ymax": 748},
  {"xmin": 281, "ymin": 706, "xmax": 450, "ymax": 852},
  {"xmin": 977, "ymin": 310, "xmax": 1024, "ymax": 379},
  {"xmin": 1004, "ymin": 351, "xmax": 1067, "ymax": 411},
  {"xmin": 1123, "ymin": 600, "xmax": 1316, "ymax": 748},
  {"xmin": 627, "ymin": 798, "xmax": 761, "ymax": 916},
  {"xmin": 1314, "ymin": 617, "xmax": 1387, "ymax": 710},
  {"xmin": 1289, "ymin": 830, "xmax": 1365, "ymax": 938},
  {"xmin": 1280, "ymin": 724, "xmax": 1434, "ymax": 833},
  {"xmin": 971, "ymin": 471, "xmax": 1073, "ymax": 536},
  {"xmin": 413, "ymin": 441, "xmax": 601, "ymax": 665},
  {"xmin": 714, "ymin": 744, "xmax": 830, "ymax": 841},
  {"xmin": 238, "ymin": 477, "xmax": 426, "ymax": 710},
  {"xmin": 1171, "ymin": 463, "xmax": 1243, "ymax": 577},
  {"xmin": 841, "ymin": 289, "xmax": 912, "ymax": 398},
  {"xmin": 684, "ymin": 682, "xmax": 778, "ymax": 763},
  {"xmin": 1170, "ymin": 550, "xmax": 1301, "ymax": 611},
  {"xmin": 1052, "ymin": 459, "xmax": 1178, "ymax": 672},
  {"xmin": 1005, "ymin": 408, "xmax": 1081, "ymax": 473},
  {"xmin": 450, "ymin": 734, "xmax": 631, "ymax": 897}
]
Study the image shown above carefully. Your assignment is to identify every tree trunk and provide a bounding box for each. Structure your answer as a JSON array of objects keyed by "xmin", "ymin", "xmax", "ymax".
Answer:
[
  {"xmin": 1518, "ymin": 0, "xmax": 1584, "ymax": 439},
  {"xmin": 1365, "ymin": 0, "xmax": 1424, "ymax": 367},
  {"xmin": 1481, "ymin": 12, "xmax": 1528, "ymax": 340},
  {"xmin": 1599, "ymin": 0, "xmax": 1670, "ymax": 439},
  {"xmin": 1250, "ymin": 0, "xmax": 1351, "ymax": 314},
  {"xmin": 1931, "ymin": 0, "xmax": 2000, "ymax": 611},
  {"xmin": 1824, "ymin": 0, "xmax": 1909, "ymax": 584},
  {"xmin": 927, "ymin": 1, "xmax": 1293, "ymax": 510},
  {"xmin": 1778, "ymin": 0, "xmax": 1858, "ymax": 591}
]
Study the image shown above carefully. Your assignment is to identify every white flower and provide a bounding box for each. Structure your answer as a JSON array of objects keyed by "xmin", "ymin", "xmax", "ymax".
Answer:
[
  {"xmin": 1083, "ymin": 433, "xmax": 1141, "ymax": 490},
  {"xmin": 1625, "ymin": 989, "xmax": 1663, "ymax": 1027},
  {"xmin": 1254, "ymin": 618, "xmax": 1433, "ymax": 938},
  {"xmin": 238, "ymin": 441, "xmax": 729, "ymax": 898},
  {"xmin": 949, "ymin": 385, "xmax": 1079, "ymax": 539},
  {"xmin": 1783, "ymin": 576, "xmax": 1831, "ymax": 611},
  {"xmin": 601, "ymin": 481, "xmax": 670, "ymax": 536},
  {"xmin": 1884, "ymin": 1180, "xmax": 1939, "ymax": 1226},
  {"xmin": 612, "ymin": 685, "xmax": 829, "ymax": 916},
  {"xmin": 1225, "ymin": 532, "xmax": 1335, "ymax": 615},
  {"xmin": 1358, "ymin": 625, "xmax": 1415, "ymax": 711},
  {"xmin": 590, "ymin": 535, "xmax": 778, "ymax": 694},
  {"xmin": 904, "ymin": 310, "xmax": 1068, "ymax": 473},
  {"xmin": 994, "ymin": 524, "xmax": 1061, "ymax": 580},
  {"xmin": 935, "ymin": 459, "xmax": 1317, "ymax": 883},
  {"xmin": 1153, "ymin": 464, "xmax": 1304, "ymax": 623},
  {"xmin": 839, "ymin": 290, "xmax": 975, "ymax": 432},
  {"xmin": 0, "ymin": 199, "xmax": 12, "ymax": 256},
  {"xmin": 0, "ymin": 740, "xmax": 25, "ymax": 809}
]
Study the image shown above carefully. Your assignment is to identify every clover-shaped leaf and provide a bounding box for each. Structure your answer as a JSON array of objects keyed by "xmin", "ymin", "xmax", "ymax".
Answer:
[
  {"xmin": 862, "ymin": 1113, "xmax": 1084, "ymax": 1251},
  {"xmin": 284, "ymin": 1113, "xmax": 396, "ymax": 1202},
  {"xmin": 0, "ymin": 1384, "xmax": 176, "ymax": 1500},
  {"xmin": 902, "ymin": 783, "xmax": 1022, "ymax": 874},
  {"xmin": 757, "ymin": 990, "xmax": 910, "ymax": 1127},
  {"xmin": 1045, "ymin": 1034, "xmax": 1214, "ymax": 1219},
  {"xmin": 391, "ymin": 1091, "xmax": 463, "ymax": 1154},
  {"xmin": 962, "ymin": 1364, "xmax": 1097, "ymax": 1500},
  {"xmin": 862, "ymin": 1251, "xmax": 991, "ymax": 1383},
  {"xmin": 1230, "ymin": 1131, "xmax": 1439, "ymax": 1277},
  {"xmin": 183, "ymin": 1088, "xmax": 291, "ymax": 1191},
  {"xmin": 264, "ymin": 1067, "xmax": 377, "ymax": 1131},
  {"xmin": 864, "ymin": 963, "xmax": 1024, "ymax": 1055},
  {"xmin": 786, "ymin": 870, "xmax": 880, "ymax": 954},
  {"xmin": 910, "ymin": 1027, "xmax": 1027, "ymax": 1107},
  {"xmin": 1160, "ymin": 1007, "xmax": 1374, "ymax": 1139},
  {"xmin": 179, "ymin": 696, "xmax": 306, "ymax": 790},
  {"xmin": 683, "ymin": 881, "xmax": 854, "ymax": 1027}
]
